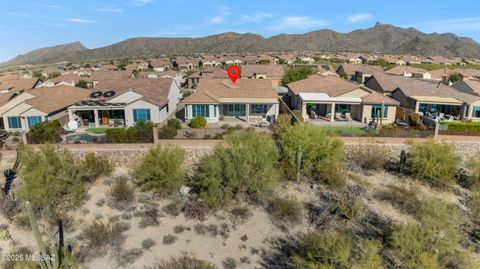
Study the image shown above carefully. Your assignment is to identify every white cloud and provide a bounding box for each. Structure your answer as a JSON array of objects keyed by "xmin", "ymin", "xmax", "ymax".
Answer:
[
  {"xmin": 209, "ymin": 7, "xmax": 231, "ymax": 24},
  {"xmin": 97, "ymin": 8, "xmax": 123, "ymax": 13},
  {"xmin": 239, "ymin": 12, "xmax": 273, "ymax": 24},
  {"xmin": 131, "ymin": 0, "xmax": 153, "ymax": 5},
  {"xmin": 269, "ymin": 16, "xmax": 328, "ymax": 31},
  {"xmin": 347, "ymin": 13, "xmax": 372, "ymax": 23},
  {"xmin": 64, "ymin": 18, "xmax": 97, "ymax": 24},
  {"xmin": 409, "ymin": 17, "xmax": 480, "ymax": 33}
]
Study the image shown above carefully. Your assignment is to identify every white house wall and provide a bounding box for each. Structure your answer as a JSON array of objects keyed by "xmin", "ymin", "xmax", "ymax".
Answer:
[
  {"xmin": 109, "ymin": 91, "xmax": 143, "ymax": 103},
  {"xmin": 124, "ymin": 99, "xmax": 161, "ymax": 126}
]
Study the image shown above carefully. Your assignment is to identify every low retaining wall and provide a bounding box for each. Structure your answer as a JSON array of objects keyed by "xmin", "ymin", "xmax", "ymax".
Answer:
[{"xmin": 59, "ymin": 140, "xmax": 480, "ymax": 168}]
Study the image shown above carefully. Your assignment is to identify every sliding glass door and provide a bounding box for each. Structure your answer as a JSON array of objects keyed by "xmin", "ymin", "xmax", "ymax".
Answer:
[{"xmin": 221, "ymin": 104, "xmax": 246, "ymax": 117}]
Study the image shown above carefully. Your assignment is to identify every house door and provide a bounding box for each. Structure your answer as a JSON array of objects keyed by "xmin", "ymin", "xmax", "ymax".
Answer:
[{"xmin": 222, "ymin": 104, "xmax": 246, "ymax": 118}]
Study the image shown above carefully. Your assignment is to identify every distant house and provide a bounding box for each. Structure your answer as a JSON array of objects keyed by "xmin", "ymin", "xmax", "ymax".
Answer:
[
  {"xmin": 336, "ymin": 64, "xmax": 384, "ymax": 83},
  {"xmin": 67, "ymin": 78, "xmax": 182, "ymax": 128},
  {"xmin": 172, "ymin": 56, "xmax": 196, "ymax": 71},
  {"xmin": 185, "ymin": 67, "xmax": 229, "ymax": 88},
  {"xmin": 0, "ymin": 86, "xmax": 91, "ymax": 131},
  {"xmin": 241, "ymin": 64, "xmax": 285, "ymax": 87},
  {"xmin": 386, "ymin": 66, "xmax": 431, "ymax": 79},
  {"xmin": 364, "ymin": 74, "xmax": 414, "ymax": 95},
  {"xmin": 90, "ymin": 70, "xmax": 135, "ymax": 88},
  {"xmin": 287, "ymin": 74, "xmax": 399, "ymax": 123},
  {"xmin": 181, "ymin": 79, "xmax": 279, "ymax": 123},
  {"xmin": 38, "ymin": 73, "xmax": 88, "ymax": 88},
  {"xmin": 148, "ymin": 58, "xmax": 172, "ymax": 72}
]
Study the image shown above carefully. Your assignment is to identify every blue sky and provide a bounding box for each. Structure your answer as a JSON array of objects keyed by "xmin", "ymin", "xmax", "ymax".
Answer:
[{"xmin": 1, "ymin": 0, "xmax": 480, "ymax": 62}]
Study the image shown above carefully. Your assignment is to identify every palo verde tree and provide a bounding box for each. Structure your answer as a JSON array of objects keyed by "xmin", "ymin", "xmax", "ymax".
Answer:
[
  {"xmin": 281, "ymin": 67, "xmax": 315, "ymax": 86},
  {"xmin": 193, "ymin": 130, "xmax": 280, "ymax": 208}
]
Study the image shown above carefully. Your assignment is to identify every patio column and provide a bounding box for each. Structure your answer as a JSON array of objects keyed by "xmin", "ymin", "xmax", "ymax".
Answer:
[
  {"xmin": 415, "ymin": 102, "xmax": 420, "ymax": 113},
  {"xmin": 246, "ymin": 104, "xmax": 250, "ymax": 122},
  {"xmin": 330, "ymin": 103, "xmax": 335, "ymax": 122},
  {"xmin": 93, "ymin": 109, "xmax": 99, "ymax": 128},
  {"xmin": 68, "ymin": 109, "xmax": 74, "ymax": 122}
]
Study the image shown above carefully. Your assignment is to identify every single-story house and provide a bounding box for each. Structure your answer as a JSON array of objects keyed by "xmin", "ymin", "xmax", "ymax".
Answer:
[
  {"xmin": 148, "ymin": 58, "xmax": 172, "ymax": 72},
  {"xmin": 241, "ymin": 64, "xmax": 285, "ymax": 87},
  {"xmin": 364, "ymin": 74, "xmax": 415, "ymax": 95},
  {"xmin": 67, "ymin": 78, "xmax": 182, "ymax": 128},
  {"xmin": 181, "ymin": 79, "xmax": 279, "ymax": 123},
  {"xmin": 390, "ymin": 78, "xmax": 480, "ymax": 120},
  {"xmin": 0, "ymin": 85, "xmax": 91, "ymax": 131},
  {"xmin": 386, "ymin": 66, "xmax": 431, "ymax": 79},
  {"xmin": 185, "ymin": 67, "xmax": 229, "ymax": 88},
  {"xmin": 287, "ymin": 74, "xmax": 399, "ymax": 123}
]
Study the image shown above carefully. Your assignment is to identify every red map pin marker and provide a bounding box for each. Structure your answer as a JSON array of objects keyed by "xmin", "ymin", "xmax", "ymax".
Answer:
[{"xmin": 227, "ymin": 66, "xmax": 241, "ymax": 84}]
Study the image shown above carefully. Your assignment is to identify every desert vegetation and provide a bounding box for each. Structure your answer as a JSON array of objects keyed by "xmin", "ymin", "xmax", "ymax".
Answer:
[{"xmin": 1, "ymin": 131, "xmax": 480, "ymax": 268}]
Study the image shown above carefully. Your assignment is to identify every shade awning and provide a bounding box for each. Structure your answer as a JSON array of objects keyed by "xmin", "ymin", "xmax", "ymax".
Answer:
[{"xmin": 299, "ymin": 93, "xmax": 362, "ymax": 103}]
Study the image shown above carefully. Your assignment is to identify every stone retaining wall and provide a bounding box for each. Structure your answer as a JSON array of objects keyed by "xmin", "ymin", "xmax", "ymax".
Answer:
[{"xmin": 65, "ymin": 141, "xmax": 480, "ymax": 168}]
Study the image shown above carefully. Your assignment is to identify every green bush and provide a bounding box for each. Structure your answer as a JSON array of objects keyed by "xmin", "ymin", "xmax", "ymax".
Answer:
[
  {"xmin": 279, "ymin": 124, "xmax": 344, "ymax": 181},
  {"xmin": 189, "ymin": 116, "xmax": 207, "ymax": 128},
  {"xmin": 408, "ymin": 139, "xmax": 460, "ymax": 186},
  {"xmin": 352, "ymin": 240, "xmax": 384, "ymax": 269},
  {"xmin": 281, "ymin": 67, "xmax": 315, "ymax": 86},
  {"xmin": 193, "ymin": 130, "xmax": 280, "ymax": 209},
  {"xmin": 290, "ymin": 231, "xmax": 352, "ymax": 268},
  {"xmin": 132, "ymin": 145, "xmax": 187, "ymax": 196},
  {"xmin": 167, "ymin": 118, "xmax": 182, "ymax": 129},
  {"xmin": 158, "ymin": 125, "xmax": 178, "ymax": 139},
  {"xmin": 272, "ymin": 114, "xmax": 292, "ymax": 138},
  {"xmin": 79, "ymin": 152, "xmax": 113, "ymax": 182},
  {"xmin": 376, "ymin": 184, "xmax": 421, "ymax": 214},
  {"xmin": 28, "ymin": 120, "xmax": 61, "ymax": 143},
  {"xmin": 442, "ymin": 121, "xmax": 480, "ymax": 132},
  {"xmin": 18, "ymin": 145, "xmax": 84, "ymax": 215},
  {"xmin": 105, "ymin": 121, "xmax": 154, "ymax": 143}
]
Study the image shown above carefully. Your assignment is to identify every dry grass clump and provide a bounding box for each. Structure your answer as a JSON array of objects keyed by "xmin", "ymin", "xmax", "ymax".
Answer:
[
  {"xmin": 107, "ymin": 176, "xmax": 135, "ymax": 210},
  {"xmin": 347, "ymin": 143, "xmax": 388, "ymax": 171},
  {"xmin": 267, "ymin": 197, "xmax": 303, "ymax": 227}
]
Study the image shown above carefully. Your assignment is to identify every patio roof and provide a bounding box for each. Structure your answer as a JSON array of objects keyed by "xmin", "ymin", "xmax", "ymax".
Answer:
[
  {"xmin": 70, "ymin": 99, "xmax": 127, "ymax": 109},
  {"xmin": 410, "ymin": 96, "xmax": 463, "ymax": 105},
  {"xmin": 299, "ymin": 93, "xmax": 362, "ymax": 103}
]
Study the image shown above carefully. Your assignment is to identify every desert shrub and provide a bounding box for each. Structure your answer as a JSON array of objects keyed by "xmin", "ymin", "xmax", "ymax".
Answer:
[
  {"xmin": 0, "ymin": 196, "xmax": 19, "ymax": 220},
  {"xmin": 267, "ymin": 197, "xmax": 303, "ymax": 227},
  {"xmin": 335, "ymin": 193, "xmax": 363, "ymax": 220},
  {"xmin": 352, "ymin": 240, "xmax": 384, "ymax": 269},
  {"xmin": 18, "ymin": 144, "xmax": 84, "ymax": 216},
  {"xmin": 469, "ymin": 191, "xmax": 480, "ymax": 225},
  {"xmin": 290, "ymin": 231, "xmax": 352, "ymax": 268},
  {"xmin": 163, "ymin": 234, "xmax": 178, "ymax": 245},
  {"xmin": 80, "ymin": 152, "xmax": 113, "ymax": 182},
  {"xmin": 145, "ymin": 255, "xmax": 217, "ymax": 269},
  {"xmin": 116, "ymin": 248, "xmax": 144, "ymax": 266},
  {"xmin": 272, "ymin": 114, "xmax": 292, "ymax": 137},
  {"xmin": 229, "ymin": 206, "xmax": 252, "ymax": 224},
  {"xmin": 173, "ymin": 225, "xmax": 186, "ymax": 233},
  {"xmin": 292, "ymin": 110, "xmax": 304, "ymax": 123},
  {"xmin": 193, "ymin": 131, "xmax": 280, "ymax": 209},
  {"xmin": 142, "ymin": 238, "xmax": 156, "ymax": 250},
  {"xmin": 167, "ymin": 118, "xmax": 182, "ymax": 129},
  {"xmin": 315, "ymin": 161, "xmax": 348, "ymax": 187},
  {"xmin": 222, "ymin": 257, "xmax": 237, "ymax": 269},
  {"xmin": 458, "ymin": 159, "xmax": 480, "ymax": 191},
  {"xmin": 132, "ymin": 144, "xmax": 187, "ymax": 196},
  {"xmin": 221, "ymin": 124, "xmax": 230, "ymax": 129},
  {"xmin": 162, "ymin": 201, "xmax": 182, "ymax": 217},
  {"xmin": 409, "ymin": 113, "xmax": 425, "ymax": 129},
  {"xmin": 159, "ymin": 125, "xmax": 178, "ymax": 139},
  {"xmin": 408, "ymin": 139, "xmax": 460, "ymax": 186},
  {"xmin": 108, "ymin": 177, "xmax": 135, "ymax": 210},
  {"xmin": 2, "ymin": 247, "xmax": 38, "ymax": 269},
  {"xmin": 28, "ymin": 120, "xmax": 61, "ymax": 143},
  {"xmin": 138, "ymin": 207, "xmax": 161, "ymax": 228},
  {"xmin": 376, "ymin": 184, "xmax": 421, "ymax": 214},
  {"xmin": 183, "ymin": 200, "xmax": 209, "ymax": 221},
  {"xmin": 279, "ymin": 124, "xmax": 344, "ymax": 182},
  {"xmin": 348, "ymin": 143, "xmax": 388, "ymax": 171},
  {"xmin": 190, "ymin": 116, "xmax": 207, "ymax": 128},
  {"xmin": 132, "ymin": 121, "xmax": 155, "ymax": 142},
  {"xmin": 82, "ymin": 221, "xmax": 128, "ymax": 249}
]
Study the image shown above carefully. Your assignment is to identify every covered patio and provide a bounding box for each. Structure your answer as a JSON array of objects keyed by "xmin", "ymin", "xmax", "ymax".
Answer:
[
  {"xmin": 301, "ymin": 93, "xmax": 363, "ymax": 122},
  {"xmin": 68, "ymin": 100, "xmax": 127, "ymax": 128},
  {"xmin": 413, "ymin": 97, "xmax": 464, "ymax": 121}
]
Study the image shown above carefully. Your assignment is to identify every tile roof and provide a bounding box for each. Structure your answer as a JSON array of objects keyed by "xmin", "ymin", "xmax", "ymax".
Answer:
[
  {"xmin": 0, "ymin": 78, "xmax": 40, "ymax": 91},
  {"xmin": 386, "ymin": 66, "xmax": 429, "ymax": 75},
  {"xmin": 90, "ymin": 70, "xmax": 133, "ymax": 81},
  {"xmin": 365, "ymin": 74, "xmax": 415, "ymax": 93},
  {"xmin": 287, "ymin": 74, "xmax": 361, "ymax": 96},
  {"xmin": 337, "ymin": 64, "xmax": 384, "ymax": 76},
  {"xmin": 25, "ymin": 86, "xmax": 92, "ymax": 114},
  {"xmin": 361, "ymin": 91, "xmax": 399, "ymax": 105},
  {"xmin": 241, "ymin": 64, "xmax": 285, "ymax": 77},
  {"xmin": 182, "ymin": 78, "xmax": 277, "ymax": 104}
]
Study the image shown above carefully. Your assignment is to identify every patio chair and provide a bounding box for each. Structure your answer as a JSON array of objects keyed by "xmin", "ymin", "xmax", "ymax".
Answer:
[
  {"xmin": 345, "ymin": 113, "xmax": 352, "ymax": 121},
  {"xmin": 335, "ymin": 112, "xmax": 343, "ymax": 120},
  {"xmin": 446, "ymin": 115, "xmax": 454, "ymax": 122}
]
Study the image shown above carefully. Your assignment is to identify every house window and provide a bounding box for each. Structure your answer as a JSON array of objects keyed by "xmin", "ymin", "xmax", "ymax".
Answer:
[
  {"xmin": 27, "ymin": 116, "xmax": 42, "ymax": 128},
  {"xmin": 371, "ymin": 105, "xmax": 389, "ymax": 118},
  {"xmin": 473, "ymin": 106, "xmax": 480, "ymax": 118},
  {"xmin": 7, "ymin": 116, "xmax": 21, "ymax": 129},
  {"xmin": 133, "ymin": 109, "xmax": 151, "ymax": 122},
  {"xmin": 214, "ymin": 105, "xmax": 217, "ymax": 117},
  {"xmin": 192, "ymin": 105, "xmax": 210, "ymax": 118},
  {"xmin": 250, "ymin": 104, "xmax": 268, "ymax": 115},
  {"xmin": 335, "ymin": 104, "xmax": 352, "ymax": 113}
]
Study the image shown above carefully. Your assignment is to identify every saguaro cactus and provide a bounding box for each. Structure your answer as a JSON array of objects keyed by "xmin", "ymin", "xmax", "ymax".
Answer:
[{"xmin": 25, "ymin": 201, "xmax": 59, "ymax": 269}]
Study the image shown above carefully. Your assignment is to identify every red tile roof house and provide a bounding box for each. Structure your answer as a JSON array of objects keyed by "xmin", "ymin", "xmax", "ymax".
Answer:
[
  {"xmin": 287, "ymin": 74, "xmax": 399, "ymax": 124},
  {"xmin": 180, "ymin": 79, "xmax": 279, "ymax": 124},
  {"xmin": 66, "ymin": 78, "xmax": 182, "ymax": 128}
]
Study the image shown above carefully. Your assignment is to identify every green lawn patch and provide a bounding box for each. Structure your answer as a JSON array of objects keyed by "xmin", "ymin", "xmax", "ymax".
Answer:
[
  {"xmin": 314, "ymin": 125, "xmax": 376, "ymax": 136},
  {"xmin": 85, "ymin": 128, "xmax": 112, "ymax": 134}
]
